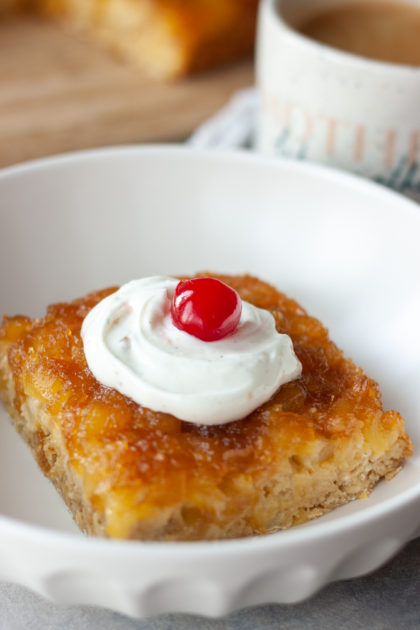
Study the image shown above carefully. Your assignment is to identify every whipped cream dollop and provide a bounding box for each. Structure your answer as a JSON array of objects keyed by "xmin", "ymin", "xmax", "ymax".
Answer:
[{"xmin": 81, "ymin": 277, "xmax": 302, "ymax": 425}]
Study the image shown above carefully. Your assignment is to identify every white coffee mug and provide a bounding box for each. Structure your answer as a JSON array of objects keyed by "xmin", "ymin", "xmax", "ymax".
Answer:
[{"xmin": 256, "ymin": 0, "xmax": 420, "ymax": 197}]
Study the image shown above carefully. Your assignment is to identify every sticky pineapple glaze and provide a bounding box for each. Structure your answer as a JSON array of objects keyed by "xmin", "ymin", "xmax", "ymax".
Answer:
[{"xmin": 0, "ymin": 275, "xmax": 412, "ymax": 539}]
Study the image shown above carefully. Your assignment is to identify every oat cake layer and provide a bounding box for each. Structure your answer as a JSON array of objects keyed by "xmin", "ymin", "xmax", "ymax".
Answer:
[{"xmin": 0, "ymin": 274, "xmax": 412, "ymax": 540}]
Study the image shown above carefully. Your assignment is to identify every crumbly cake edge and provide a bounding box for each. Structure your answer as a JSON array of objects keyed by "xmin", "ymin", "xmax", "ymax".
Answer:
[
  {"xmin": 0, "ymin": 347, "xmax": 412, "ymax": 541},
  {"xmin": 0, "ymin": 351, "xmax": 104, "ymax": 536}
]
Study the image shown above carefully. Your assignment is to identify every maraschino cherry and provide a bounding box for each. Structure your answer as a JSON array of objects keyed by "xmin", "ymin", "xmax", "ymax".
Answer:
[{"xmin": 171, "ymin": 277, "xmax": 242, "ymax": 341}]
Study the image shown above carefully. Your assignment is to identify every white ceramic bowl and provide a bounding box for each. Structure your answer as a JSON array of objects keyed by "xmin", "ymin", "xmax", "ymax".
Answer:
[{"xmin": 0, "ymin": 146, "xmax": 419, "ymax": 618}]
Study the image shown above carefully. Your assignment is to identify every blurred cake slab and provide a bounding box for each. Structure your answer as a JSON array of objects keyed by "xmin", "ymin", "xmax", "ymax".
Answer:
[
  {"xmin": 0, "ymin": 10, "xmax": 254, "ymax": 167},
  {"xmin": 1, "ymin": 0, "xmax": 259, "ymax": 78}
]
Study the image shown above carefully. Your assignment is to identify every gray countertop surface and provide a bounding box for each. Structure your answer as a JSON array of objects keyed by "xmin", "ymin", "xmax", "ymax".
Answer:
[{"xmin": 1, "ymin": 537, "xmax": 419, "ymax": 630}]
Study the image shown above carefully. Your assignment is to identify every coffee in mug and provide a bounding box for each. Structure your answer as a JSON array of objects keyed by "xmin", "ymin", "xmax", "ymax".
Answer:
[{"xmin": 296, "ymin": 1, "xmax": 420, "ymax": 67}]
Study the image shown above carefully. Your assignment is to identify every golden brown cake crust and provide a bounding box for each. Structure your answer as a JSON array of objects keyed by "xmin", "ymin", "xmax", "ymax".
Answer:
[{"xmin": 0, "ymin": 274, "xmax": 413, "ymax": 540}]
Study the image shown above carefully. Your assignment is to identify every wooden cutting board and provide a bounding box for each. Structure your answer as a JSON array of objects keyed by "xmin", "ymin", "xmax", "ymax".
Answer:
[{"xmin": 0, "ymin": 16, "xmax": 254, "ymax": 168}]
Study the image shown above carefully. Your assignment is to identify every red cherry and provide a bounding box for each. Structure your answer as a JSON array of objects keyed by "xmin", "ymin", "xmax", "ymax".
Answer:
[{"xmin": 171, "ymin": 278, "xmax": 242, "ymax": 341}]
